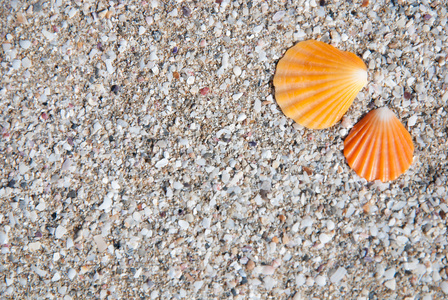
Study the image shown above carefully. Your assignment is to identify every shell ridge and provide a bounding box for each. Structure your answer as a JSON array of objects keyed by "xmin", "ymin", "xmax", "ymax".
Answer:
[
  {"xmin": 279, "ymin": 78, "xmax": 354, "ymax": 112},
  {"xmin": 289, "ymin": 78, "xmax": 357, "ymax": 120},
  {"xmin": 385, "ymin": 121, "xmax": 401, "ymax": 181},
  {"xmin": 299, "ymin": 41, "xmax": 340, "ymax": 59},
  {"xmin": 276, "ymin": 68, "xmax": 352, "ymax": 78},
  {"xmin": 363, "ymin": 118, "xmax": 385, "ymax": 180},
  {"xmin": 297, "ymin": 46, "xmax": 355, "ymax": 69},
  {"xmin": 279, "ymin": 54, "xmax": 350, "ymax": 71},
  {"xmin": 287, "ymin": 44, "xmax": 350, "ymax": 71},
  {"xmin": 345, "ymin": 115, "xmax": 378, "ymax": 160},
  {"xmin": 277, "ymin": 75, "xmax": 362, "ymax": 94},
  {"xmin": 345, "ymin": 111, "xmax": 381, "ymax": 175},
  {"xmin": 329, "ymin": 89, "xmax": 360, "ymax": 126},
  {"xmin": 389, "ymin": 119, "xmax": 409, "ymax": 181},
  {"xmin": 305, "ymin": 41, "xmax": 358, "ymax": 67},
  {"xmin": 312, "ymin": 80, "xmax": 365, "ymax": 127},
  {"xmin": 304, "ymin": 87, "xmax": 358, "ymax": 128},
  {"xmin": 396, "ymin": 120, "xmax": 414, "ymax": 161},
  {"xmin": 279, "ymin": 59, "xmax": 366, "ymax": 80},
  {"xmin": 357, "ymin": 131, "xmax": 378, "ymax": 180},
  {"xmin": 389, "ymin": 120, "xmax": 407, "ymax": 177},
  {"xmin": 379, "ymin": 120, "xmax": 390, "ymax": 182},
  {"xmin": 343, "ymin": 51, "xmax": 368, "ymax": 69},
  {"xmin": 344, "ymin": 115, "xmax": 375, "ymax": 148},
  {"xmin": 393, "ymin": 119, "xmax": 414, "ymax": 173},
  {"xmin": 275, "ymin": 75, "xmax": 347, "ymax": 91}
]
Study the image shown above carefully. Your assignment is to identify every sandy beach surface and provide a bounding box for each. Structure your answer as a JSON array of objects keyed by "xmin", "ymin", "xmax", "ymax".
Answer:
[{"xmin": 1, "ymin": 0, "xmax": 448, "ymax": 299}]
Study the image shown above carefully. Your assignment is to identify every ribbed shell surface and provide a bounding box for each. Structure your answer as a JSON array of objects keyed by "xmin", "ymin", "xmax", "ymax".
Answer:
[
  {"xmin": 344, "ymin": 107, "xmax": 414, "ymax": 182},
  {"xmin": 273, "ymin": 40, "xmax": 368, "ymax": 129}
]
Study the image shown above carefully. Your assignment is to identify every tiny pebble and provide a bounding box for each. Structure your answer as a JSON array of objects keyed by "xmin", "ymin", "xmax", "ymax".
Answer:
[
  {"xmin": 233, "ymin": 66, "xmax": 242, "ymax": 77},
  {"xmin": 12, "ymin": 59, "xmax": 21, "ymax": 70},
  {"xmin": 327, "ymin": 220, "xmax": 335, "ymax": 231},
  {"xmin": 200, "ymin": 87, "xmax": 210, "ymax": 95},
  {"xmin": 254, "ymin": 99, "xmax": 262, "ymax": 113},
  {"xmin": 61, "ymin": 159, "xmax": 72, "ymax": 171},
  {"xmin": 271, "ymin": 259, "xmax": 281, "ymax": 268},
  {"xmin": 187, "ymin": 76, "xmax": 195, "ymax": 85},
  {"xmin": 261, "ymin": 266, "xmax": 275, "ymax": 275},
  {"xmin": 293, "ymin": 292, "xmax": 303, "ymax": 300},
  {"xmin": 20, "ymin": 40, "xmax": 31, "ymax": 49},
  {"xmin": 441, "ymin": 281, "xmax": 448, "ymax": 294},
  {"xmin": 28, "ymin": 242, "xmax": 41, "ymax": 251},
  {"xmin": 330, "ymin": 267, "xmax": 347, "ymax": 283},
  {"xmin": 0, "ymin": 232, "xmax": 7, "ymax": 244},
  {"xmin": 319, "ymin": 233, "xmax": 332, "ymax": 244},
  {"xmin": 246, "ymin": 260, "xmax": 255, "ymax": 271},
  {"xmin": 296, "ymin": 274, "xmax": 306, "ymax": 286},
  {"xmin": 111, "ymin": 180, "xmax": 120, "ymax": 190},
  {"xmin": 111, "ymin": 85, "xmax": 121, "ymax": 94},
  {"xmin": 155, "ymin": 159, "xmax": 169, "ymax": 168},
  {"xmin": 384, "ymin": 279, "xmax": 396, "ymax": 290},
  {"xmin": 233, "ymin": 93, "xmax": 243, "ymax": 100},
  {"xmin": 179, "ymin": 220, "xmax": 189, "ymax": 230},
  {"xmin": 341, "ymin": 116, "xmax": 352, "ymax": 128},
  {"xmin": 152, "ymin": 31, "xmax": 162, "ymax": 42},
  {"xmin": 52, "ymin": 272, "xmax": 61, "ymax": 282},
  {"xmin": 315, "ymin": 275, "xmax": 326, "ymax": 286},
  {"xmin": 408, "ymin": 115, "xmax": 417, "ymax": 127},
  {"xmin": 263, "ymin": 276, "xmax": 276, "ymax": 289},
  {"xmin": 55, "ymin": 225, "xmax": 67, "ymax": 239},
  {"xmin": 272, "ymin": 11, "xmax": 286, "ymax": 22},
  {"xmin": 93, "ymin": 235, "xmax": 107, "ymax": 252},
  {"xmin": 22, "ymin": 57, "xmax": 32, "ymax": 68},
  {"xmin": 32, "ymin": 266, "xmax": 47, "ymax": 278},
  {"xmin": 42, "ymin": 29, "xmax": 56, "ymax": 41},
  {"xmin": 66, "ymin": 238, "xmax": 74, "ymax": 248},
  {"xmin": 237, "ymin": 114, "xmax": 247, "ymax": 122},
  {"xmin": 36, "ymin": 200, "xmax": 46, "ymax": 211},
  {"xmin": 68, "ymin": 8, "xmax": 78, "ymax": 18},
  {"xmin": 182, "ymin": 6, "xmax": 191, "ymax": 17},
  {"xmin": 99, "ymin": 195, "xmax": 112, "ymax": 210},
  {"xmin": 67, "ymin": 268, "xmax": 77, "ymax": 280},
  {"xmin": 384, "ymin": 268, "xmax": 395, "ymax": 280},
  {"xmin": 193, "ymin": 281, "xmax": 203, "ymax": 292}
]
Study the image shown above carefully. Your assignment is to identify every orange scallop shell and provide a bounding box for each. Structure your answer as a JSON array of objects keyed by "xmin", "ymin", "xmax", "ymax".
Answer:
[
  {"xmin": 273, "ymin": 40, "xmax": 368, "ymax": 129},
  {"xmin": 344, "ymin": 107, "xmax": 414, "ymax": 182}
]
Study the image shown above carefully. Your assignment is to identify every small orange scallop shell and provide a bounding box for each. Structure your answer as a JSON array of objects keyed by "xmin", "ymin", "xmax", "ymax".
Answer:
[
  {"xmin": 273, "ymin": 40, "xmax": 367, "ymax": 129},
  {"xmin": 344, "ymin": 107, "xmax": 414, "ymax": 182}
]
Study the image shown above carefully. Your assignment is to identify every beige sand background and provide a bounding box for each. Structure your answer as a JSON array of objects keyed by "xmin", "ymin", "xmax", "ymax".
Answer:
[{"xmin": 1, "ymin": 0, "xmax": 447, "ymax": 299}]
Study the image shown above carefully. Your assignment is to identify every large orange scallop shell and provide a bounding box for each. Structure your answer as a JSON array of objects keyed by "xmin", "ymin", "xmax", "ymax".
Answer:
[
  {"xmin": 273, "ymin": 40, "xmax": 368, "ymax": 129},
  {"xmin": 344, "ymin": 107, "xmax": 414, "ymax": 182}
]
